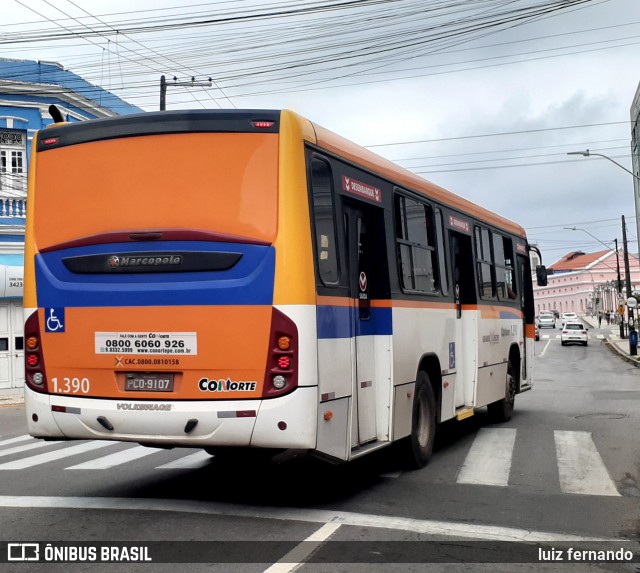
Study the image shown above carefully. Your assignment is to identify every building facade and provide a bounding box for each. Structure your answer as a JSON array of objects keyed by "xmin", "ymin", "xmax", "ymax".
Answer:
[
  {"xmin": 0, "ymin": 58, "xmax": 141, "ymax": 390},
  {"xmin": 533, "ymin": 249, "xmax": 640, "ymax": 319}
]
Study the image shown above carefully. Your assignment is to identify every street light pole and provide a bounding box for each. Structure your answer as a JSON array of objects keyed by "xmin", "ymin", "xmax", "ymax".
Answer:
[{"xmin": 567, "ymin": 149, "xmax": 640, "ymax": 181}]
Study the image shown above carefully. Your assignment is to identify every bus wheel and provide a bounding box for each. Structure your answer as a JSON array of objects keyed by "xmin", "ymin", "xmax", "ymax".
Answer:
[
  {"xmin": 400, "ymin": 371, "xmax": 436, "ymax": 469},
  {"xmin": 488, "ymin": 362, "xmax": 516, "ymax": 423}
]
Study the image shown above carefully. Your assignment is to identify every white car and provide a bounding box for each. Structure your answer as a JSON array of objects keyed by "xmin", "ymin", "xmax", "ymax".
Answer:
[
  {"xmin": 560, "ymin": 321, "xmax": 588, "ymax": 346},
  {"xmin": 561, "ymin": 312, "xmax": 578, "ymax": 326},
  {"xmin": 537, "ymin": 313, "xmax": 555, "ymax": 328}
]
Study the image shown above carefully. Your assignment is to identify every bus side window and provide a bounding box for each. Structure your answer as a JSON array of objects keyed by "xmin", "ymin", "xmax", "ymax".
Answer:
[
  {"xmin": 491, "ymin": 233, "xmax": 517, "ymax": 301},
  {"xmin": 311, "ymin": 158, "xmax": 339, "ymax": 286},
  {"xmin": 493, "ymin": 232, "xmax": 508, "ymax": 300},
  {"xmin": 394, "ymin": 194, "xmax": 439, "ymax": 294},
  {"xmin": 502, "ymin": 237, "xmax": 517, "ymax": 300},
  {"xmin": 435, "ymin": 208, "xmax": 449, "ymax": 295},
  {"xmin": 475, "ymin": 226, "xmax": 495, "ymax": 299}
]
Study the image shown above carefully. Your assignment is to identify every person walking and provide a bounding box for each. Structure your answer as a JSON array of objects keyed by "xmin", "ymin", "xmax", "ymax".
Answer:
[{"xmin": 598, "ymin": 312, "xmax": 602, "ymax": 328}]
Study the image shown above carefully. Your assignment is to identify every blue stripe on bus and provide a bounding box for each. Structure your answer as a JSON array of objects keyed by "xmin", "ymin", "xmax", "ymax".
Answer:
[
  {"xmin": 316, "ymin": 305, "xmax": 392, "ymax": 339},
  {"xmin": 499, "ymin": 310, "xmax": 522, "ymax": 319},
  {"xmin": 34, "ymin": 241, "xmax": 275, "ymax": 307}
]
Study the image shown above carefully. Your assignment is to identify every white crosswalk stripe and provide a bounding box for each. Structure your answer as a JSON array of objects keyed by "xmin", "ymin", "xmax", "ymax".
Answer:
[
  {"xmin": 554, "ymin": 430, "xmax": 620, "ymax": 496},
  {"xmin": 456, "ymin": 428, "xmax": 517, "ymax": 486},
  {"xmin": 0, "ymin": 438, "xmax": 63, "ymax": 459},
  {"xmin": 0, "ymin": 440, "xmax": 115, "ymax": 470},
  {"xmin": 0, "ymin": 435, "xmax": 39, "ymax": 448}
]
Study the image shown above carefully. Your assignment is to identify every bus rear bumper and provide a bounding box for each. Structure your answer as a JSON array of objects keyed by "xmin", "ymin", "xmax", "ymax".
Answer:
[{"xmin": 25, "ymin": 386, "xmax": 317, "ymax": 449}]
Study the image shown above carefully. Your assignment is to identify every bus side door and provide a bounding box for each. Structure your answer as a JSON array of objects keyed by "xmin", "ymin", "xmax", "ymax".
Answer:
[
  {"xmin": 450, "ymin": 230, "xmax": 477, "ymax": 407},
  {"xmin": 343, "ymin": 200, "xmax": 391, "ymax": 447}
]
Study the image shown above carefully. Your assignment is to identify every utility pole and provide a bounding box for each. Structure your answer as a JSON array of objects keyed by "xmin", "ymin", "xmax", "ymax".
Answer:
[
  {"xmin": 160, "ymin": 75, "xmax": 167, "ymax": 111},
  {"xmin": 615, "ymin": 238, "xmax": 624, "ymax": 339},
  {"xmin": 159, "ymin": 75, "xmax": 213, "ymax": 111},
  {"xmin": 622, "ymin": 215, "xmax": 637, "ymax": 355}
]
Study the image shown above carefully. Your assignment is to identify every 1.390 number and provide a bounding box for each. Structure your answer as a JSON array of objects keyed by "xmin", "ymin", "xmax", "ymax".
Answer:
[{"xmin": 52, "ymin": 377, "xmax": 90, "ymax": 394}]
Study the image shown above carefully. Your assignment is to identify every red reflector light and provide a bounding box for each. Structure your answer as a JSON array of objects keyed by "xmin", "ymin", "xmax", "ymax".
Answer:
[
  {"xmin": 278, "ymin": 356, "xmax": 291, "ymax": 369},
  {"xmin": 236, "ymin": 410, "xmax": 257, "ymax": 418},
  {"xmin": 252, "ymin": 121, "xmax": 274, "ymax": 128},
  {"xmin": 52, "ymin": 405, "xmax": 66, "ymax": 413},
  {"xmin": 42, "ymin": 137, "xmax": 59, "ymax": 145},
  {"xmin": 27, "ymin": 354, "xmax": 39, "ymax": 367}
]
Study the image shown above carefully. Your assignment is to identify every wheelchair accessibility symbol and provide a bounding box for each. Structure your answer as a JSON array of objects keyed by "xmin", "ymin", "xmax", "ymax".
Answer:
[{"xmin": 45, "ymin": 308, "xmax": 65, "ymax": 333}]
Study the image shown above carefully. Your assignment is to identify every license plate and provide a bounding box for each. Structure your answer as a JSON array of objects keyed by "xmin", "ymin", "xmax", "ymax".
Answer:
[{"xmin": 124, "ymin": 373, "xmax": 174, "ymax": 392}]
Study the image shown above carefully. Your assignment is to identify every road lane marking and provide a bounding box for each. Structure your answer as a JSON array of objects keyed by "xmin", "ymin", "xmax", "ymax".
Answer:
[
  {"xmin": 0, "ymin": 495, "xmax": 617, "ymax": 542},
  {"xmin": 539, "ymin": 338, "xmax": 552, "ymax": 356},
  {"xmin": 0, "ymin": 441, "xmax": 115, "ymax": 470},
  {"xmin": 262, "ymin": 522, "xmax": 341, "ymax": 573},
  {"xmin": 66, "ymin": 445, "xmax": 162, "ymax": 470},
  {"xmin": 155, "ymin": 451, "xmax": 212, "ymax": 470},
  {"xmin": 554, "ymin": 431, "xmax": 620, "ymax": 496},
  {"xmin": 457, "ymin": 428, "xmax": 516, "ymax": 486}
]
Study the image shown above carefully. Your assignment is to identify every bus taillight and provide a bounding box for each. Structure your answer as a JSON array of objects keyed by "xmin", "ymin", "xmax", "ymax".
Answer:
[
  {"xmin": 263, "ymin": 308, "xmax": 298, "ymax": 398},
  {"xmin": 25, "ymin": 311, "xmax": 49, "ymax": 393}
]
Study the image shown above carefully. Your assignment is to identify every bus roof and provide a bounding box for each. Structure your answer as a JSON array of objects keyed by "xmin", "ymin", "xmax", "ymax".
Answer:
[{"xmin": 307, "ymin": 117, "xmax": 526, "ymax": 239}]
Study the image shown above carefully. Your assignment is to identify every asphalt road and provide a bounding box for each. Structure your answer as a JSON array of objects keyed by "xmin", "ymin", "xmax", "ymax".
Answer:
[{"xmin": 0, "ymin": 327, "xmax": 639, "ymax": 572}]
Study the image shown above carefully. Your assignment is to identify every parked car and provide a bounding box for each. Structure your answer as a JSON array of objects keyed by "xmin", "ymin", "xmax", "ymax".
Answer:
[
  {"xmin": 535, "ymin": 324, "xmax": 540, "ymax": 341},
  {"xmin": 561, "ymin": 312, "xmax": 578, "ymax": 326},
  {"xmin": 537, "ymin": 312, "xmax": 555, "ymax": 328},
  {"xmin": 560, "ymin": 321, "xmax": 588, "ymax": 346}
]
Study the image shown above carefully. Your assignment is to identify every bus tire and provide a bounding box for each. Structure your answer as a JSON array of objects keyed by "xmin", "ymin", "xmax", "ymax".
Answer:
[
  {"xmin": 400, "ymin": 371, "xmax": 436, "ymax": 469},
  {"xmin": 487, "ymin": 361, "xmax": 516, "ymax": 423}
]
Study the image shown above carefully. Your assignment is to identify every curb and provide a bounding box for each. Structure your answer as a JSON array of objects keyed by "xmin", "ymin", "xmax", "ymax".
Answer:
[{"xmin": 604, "ymin": 339, "xmax": 640, "ymax": 367}]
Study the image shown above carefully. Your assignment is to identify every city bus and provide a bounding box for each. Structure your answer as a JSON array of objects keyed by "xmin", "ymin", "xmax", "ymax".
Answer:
[{"xmin": 24, "ymin": 108, "xmax": 537, "ymax": 468}]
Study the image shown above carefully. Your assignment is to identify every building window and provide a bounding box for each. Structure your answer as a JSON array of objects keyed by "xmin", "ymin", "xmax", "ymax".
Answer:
[{"xmin": 0, "ymin": 130, "xmax": 26, "ymax": 196}]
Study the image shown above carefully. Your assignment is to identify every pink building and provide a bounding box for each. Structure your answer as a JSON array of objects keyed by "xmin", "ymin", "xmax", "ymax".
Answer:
[{"xmin": 533, "ymin": 249, "xmax": 640, "ymax": 317}]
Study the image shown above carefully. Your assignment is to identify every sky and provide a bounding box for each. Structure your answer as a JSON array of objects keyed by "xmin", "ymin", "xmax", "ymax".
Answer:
[{"xmin": 3, "ymin": 0, "xmax": 640, "ymax": 265}]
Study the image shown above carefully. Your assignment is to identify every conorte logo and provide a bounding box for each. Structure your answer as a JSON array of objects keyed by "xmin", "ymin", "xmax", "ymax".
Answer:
[{"xmin": 107, "ymin": 254, "xmax": 182, "ymax": 269}]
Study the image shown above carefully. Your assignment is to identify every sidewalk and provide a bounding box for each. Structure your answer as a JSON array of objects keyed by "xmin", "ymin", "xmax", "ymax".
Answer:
[
  {"xmin": 581, "ymin": 314, "xmax": 640, "ymax": 367},
  {"xmin": 0, "ymin": 386, "xmax": 24, "ymax": 406}
]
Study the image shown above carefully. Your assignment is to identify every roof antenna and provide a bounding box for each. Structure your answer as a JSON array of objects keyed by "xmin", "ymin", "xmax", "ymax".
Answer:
[{"xmin": 49, "ymin": 104, "xmax": 65, "ymax": 124}]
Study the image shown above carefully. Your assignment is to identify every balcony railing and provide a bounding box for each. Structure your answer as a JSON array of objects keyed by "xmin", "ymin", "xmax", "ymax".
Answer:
[
  {"xmin": 0, "ymin": 172, "xmax": 27, "ymax": 219},
  {"xmin": 0, "ymin": 198, "xmax": 26, "ymax": 218}
]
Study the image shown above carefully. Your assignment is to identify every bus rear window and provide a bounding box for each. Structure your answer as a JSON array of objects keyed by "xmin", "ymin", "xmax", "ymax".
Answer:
[{"xmin": 34, "ymin": 132, "xmax": 278, "ymax": 249}]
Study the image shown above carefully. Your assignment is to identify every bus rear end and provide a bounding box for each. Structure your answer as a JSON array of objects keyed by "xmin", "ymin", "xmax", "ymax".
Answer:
[{"xmin": 24, "ymin": 110, "xmax": 317, "ymax": 451}]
